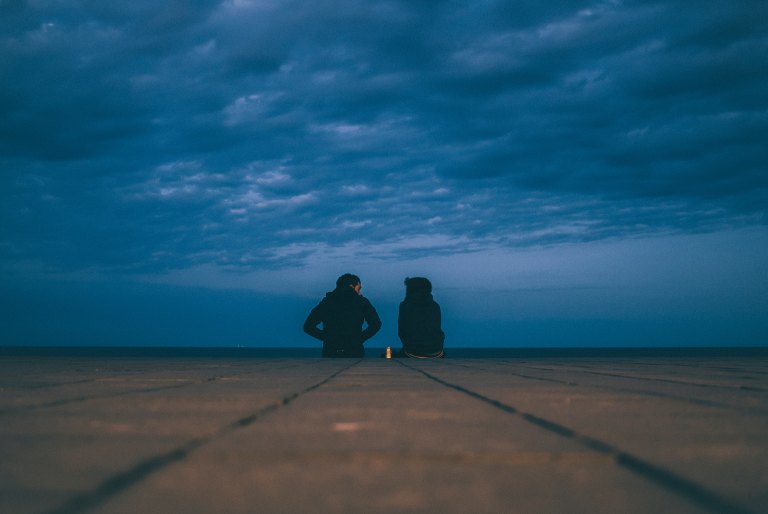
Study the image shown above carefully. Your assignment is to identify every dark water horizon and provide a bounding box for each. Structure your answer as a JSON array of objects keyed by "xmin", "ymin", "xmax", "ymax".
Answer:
[{"xmin": 1, "ymin": 345, "xmax": 766, "ymax": 359}]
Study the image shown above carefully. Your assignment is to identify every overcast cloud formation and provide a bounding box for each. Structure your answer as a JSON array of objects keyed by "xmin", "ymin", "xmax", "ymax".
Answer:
[{"xmin": 2, "ymin": 0, "xmax": 767, "ymax": 346}]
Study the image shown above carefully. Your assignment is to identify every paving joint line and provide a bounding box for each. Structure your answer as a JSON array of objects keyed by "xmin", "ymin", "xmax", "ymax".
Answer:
[
  {"xmin": 449, "ymin": 359, "xmax": 768, "ymax": 416},
  {"xmin": 42, "ymin": 360, "xmax": 360, "ymax": 514},
  {"xmin": 517, "ymin": 363, "xmax": 768, "ymax": 392},
  {"xmin": 0, "ymin": 362, "xmax": 304, "ymax": 417},
  {"xmin": 0, "ymin": 383, "xmax": 194, "ymax": 417},
  {"xmin": 12, "ymin": 378, "xmax": 99, "ymax": 391},
  {"xmin": 457, "ymin": 356, "xmax": 768, "ymax": 414},
  {"xmin": 4, "ymin": 358, "xmax": 293, "ymax": 392},
  {"xmin": 577, "ymin": 368, "xmax": 768, "ymax": 392},
  {"xmin": 398, "ymin": 360, "xmax": 755, "ymax": 514}
]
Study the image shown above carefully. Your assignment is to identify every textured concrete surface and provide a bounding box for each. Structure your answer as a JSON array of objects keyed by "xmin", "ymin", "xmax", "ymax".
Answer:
[{"xmin": 1, "ymin": 356, "xmax": 766, "ymax": 514}]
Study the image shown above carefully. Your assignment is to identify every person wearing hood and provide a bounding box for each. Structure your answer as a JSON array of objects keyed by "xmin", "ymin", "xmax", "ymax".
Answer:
[
  {"xmin": 304, "ymin": 273, "xmax": 382, "ymax": 358},
  {"xmin": 397, "ymin": 277, "xmax": 445, "ymax": 358}
]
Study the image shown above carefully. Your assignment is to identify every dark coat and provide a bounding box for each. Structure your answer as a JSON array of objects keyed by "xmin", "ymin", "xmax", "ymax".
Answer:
[
  {"xmin": 304, "ymin": 286, "xmax": 382, "ymax": 357},
  {"xmin": 398, "ymin": 292, "xmax": 444, "ymax": 356}
]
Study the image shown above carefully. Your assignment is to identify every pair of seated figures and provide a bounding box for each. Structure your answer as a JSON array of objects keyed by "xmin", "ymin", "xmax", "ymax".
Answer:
[{"xmin": 303, "ymin": 274, "xmax": 445, "ymax": 359}]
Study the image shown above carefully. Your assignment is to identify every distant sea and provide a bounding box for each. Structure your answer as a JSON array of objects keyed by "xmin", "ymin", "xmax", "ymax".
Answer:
[{"xmin": 1, "ymin": 346, "xmax": 766, "ymax": 358}]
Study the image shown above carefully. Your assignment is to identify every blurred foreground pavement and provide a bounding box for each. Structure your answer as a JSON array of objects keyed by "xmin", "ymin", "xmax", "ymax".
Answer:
[{"xmin": 1, "ymin": 355, "xmax": 767, "ymax": 514}]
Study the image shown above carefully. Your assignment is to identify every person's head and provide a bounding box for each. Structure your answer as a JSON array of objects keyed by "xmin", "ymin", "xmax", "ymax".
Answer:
[
  {"xmin": 336, "ymin": 273, "xmax": 362, "ymax": 294},
  {"xmin": 404, "ymin": 276, "xmax": 432, "ymax": 296}
]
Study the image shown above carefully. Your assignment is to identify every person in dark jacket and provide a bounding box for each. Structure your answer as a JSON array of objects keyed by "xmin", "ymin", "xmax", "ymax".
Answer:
[
  {"xmin": 397, "ymin": 277, "xmax": 445, "ymax": 358},
  {"xmin": 304, "ymin": 273, "xmax": 382, "ymax": 358}
]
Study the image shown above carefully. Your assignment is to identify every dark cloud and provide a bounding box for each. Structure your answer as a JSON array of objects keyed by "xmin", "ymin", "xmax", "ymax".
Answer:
[{"xmin": 1, "ymin": 0, "xmax": 766, "ymax": 275}]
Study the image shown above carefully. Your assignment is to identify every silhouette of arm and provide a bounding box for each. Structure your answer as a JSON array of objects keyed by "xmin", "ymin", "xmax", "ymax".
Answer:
[
  {"xmin": 361, "ymin": 300, "xmax": 382, "ymax": 342},
  {"xmin": 303, "ymin": 303, "xmax": 325, "ymax": 341}
]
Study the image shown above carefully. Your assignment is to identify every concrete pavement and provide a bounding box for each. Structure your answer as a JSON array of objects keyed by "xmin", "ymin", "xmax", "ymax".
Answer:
[{"xmin": 1, "ymin": 355, "xmax": 766, "ymax": 513}]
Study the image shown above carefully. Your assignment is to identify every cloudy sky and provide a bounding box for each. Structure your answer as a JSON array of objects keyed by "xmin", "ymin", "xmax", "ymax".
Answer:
[{"xmin": 2, "ymin": 0, "xmax": 766, "ymax": 348}]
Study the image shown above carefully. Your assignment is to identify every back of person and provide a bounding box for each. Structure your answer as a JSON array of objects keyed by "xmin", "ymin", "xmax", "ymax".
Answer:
[
  {"xmin": 304, "ymin": 273, "xmax": 382, "ymax": 358},
  {"xmin": 398, "ymin": 277, "xmax": 445, "ymax": 358},
  {"xmin": 317, "ymin": 287, "xmax": 370, "ymax": 354}
]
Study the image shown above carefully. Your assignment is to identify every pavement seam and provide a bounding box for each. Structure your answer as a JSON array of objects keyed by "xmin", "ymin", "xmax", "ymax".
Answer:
[
  {"xmin": 0, "ymin": 358, "xmax": 293, "ymax": 392},
  {"xmin": 441, "ymin": 359, "xmax": 768, "ymax": 416},
  {"xmin": 508, "ymin": 362, "xmax": 768, "ymax": 411},
  {"xmin": 11, "ymin": 378, "xmax": 99, "ymax": 390},
  {"xmin": 517, "ymin": 363, "xmax": 768, "ymax": 392},
  {"xmin": 41, "ymin": 360, "xmax": 360, "ymax": 514},
  {"xmin": 0, "ymin": 362, "xmax": 302, "ymax": 417},
  {"xmin": 399, "ymin": 360, "xmax": 755, "ymax": 514},
  {"xmin": 0, "ymin": 383, "xmax": 195, "ymax": 417}
]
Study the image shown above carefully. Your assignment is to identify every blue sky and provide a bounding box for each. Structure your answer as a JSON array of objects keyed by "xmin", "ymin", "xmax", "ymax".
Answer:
[{"xmin": 1, "ymin": 0, "xmax": 766, "ymax": 347}]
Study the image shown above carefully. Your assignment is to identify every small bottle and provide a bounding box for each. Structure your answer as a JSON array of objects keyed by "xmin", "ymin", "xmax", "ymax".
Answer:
[{"xmin": 385, "ymin": 345, "xmax": 392, "ymax": 359}]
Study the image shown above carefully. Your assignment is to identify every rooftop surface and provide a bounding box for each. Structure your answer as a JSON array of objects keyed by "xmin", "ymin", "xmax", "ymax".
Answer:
[{"xmin": 1, "ymin": 353, "xmax": 767, "ymax": 513}]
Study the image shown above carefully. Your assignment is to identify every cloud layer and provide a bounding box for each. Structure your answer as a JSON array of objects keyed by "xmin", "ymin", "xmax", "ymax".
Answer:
[{"xmin": 2, "ymin": 0, "xmax": 766, "ymax": 274}]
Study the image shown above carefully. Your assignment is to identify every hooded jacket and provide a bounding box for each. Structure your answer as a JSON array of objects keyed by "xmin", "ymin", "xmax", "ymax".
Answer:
[
  {"xmin": 304, "ymin": 286, "xmax": 381, "ymax": 357},
  {"xmin": 398, "ymin": 290, "xmax": 445, "ymax": 356}
]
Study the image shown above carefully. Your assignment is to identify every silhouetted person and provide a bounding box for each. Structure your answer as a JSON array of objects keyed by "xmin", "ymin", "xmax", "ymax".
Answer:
[
  {"xmin": 397, "ymin": 277, "xmax": 445, "ymax": 358},
  {"xmin": 304, "ymin": 273, "xmax": 382, "ymax": 358}
]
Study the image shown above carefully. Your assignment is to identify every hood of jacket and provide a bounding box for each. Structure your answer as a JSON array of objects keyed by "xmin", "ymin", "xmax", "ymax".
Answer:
[
  {"xmin": 326, "ymin": 286, "xmax": 361, "ymax": 303},
  {"xmin": 403, "ymin": 291, "xmax": 434, "ymax": 304}
]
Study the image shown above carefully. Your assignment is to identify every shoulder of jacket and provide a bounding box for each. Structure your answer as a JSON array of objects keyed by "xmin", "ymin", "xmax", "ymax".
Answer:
[{"xmin": 359, "ymin": 295, "xmax": 373, "ymax": 305}]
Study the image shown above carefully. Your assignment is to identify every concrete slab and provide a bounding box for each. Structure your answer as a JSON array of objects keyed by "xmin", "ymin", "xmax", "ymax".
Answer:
[{"xmin": 1, "ymin": 356, "xmax": 766, "ymax": 514}]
